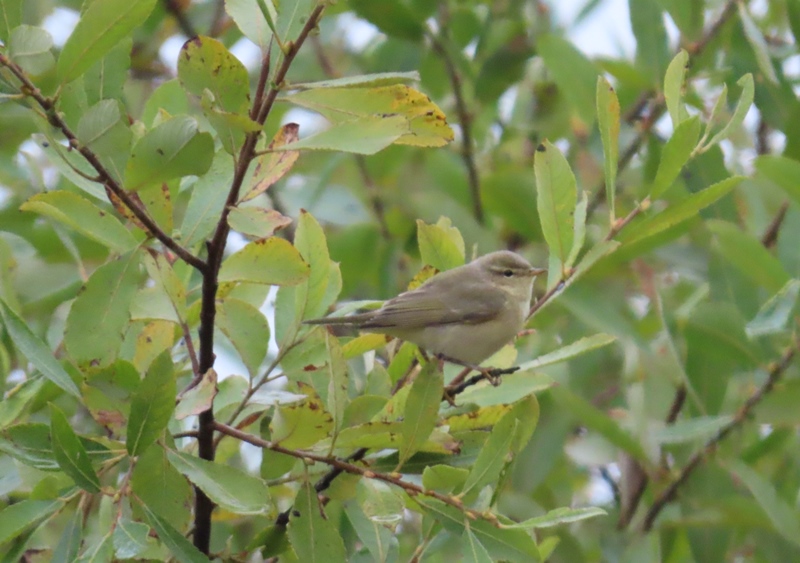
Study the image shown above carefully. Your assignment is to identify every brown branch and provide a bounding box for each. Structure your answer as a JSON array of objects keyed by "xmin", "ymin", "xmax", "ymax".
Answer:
[
  {"xmin": 213, "ymin": 422, "xmax": 490, "ymax": 522},
  {"xmin": 761, "ymin": 201, "xmax": 789, "ymax": 249},
  {"xmin": 641, "ymin": 340, "xmax": 798, "ymax": 532},
  {"xmin": 192, "ymin": 6, "xmax": 327, "ymax": 553},
  {"xmin": 355, "ymin": 157, "xmax": 391, "ymax": 239},
  {"xmin": 428, "ymin": 14, "xmax": 483, "ymax": 223},
  {"xmin": 0, "ymin": 53, "xmax": 207, "ymax": 273},
  {"xmin": 162, "ymin": 0, "xmax": 198, "ymax": 38}
]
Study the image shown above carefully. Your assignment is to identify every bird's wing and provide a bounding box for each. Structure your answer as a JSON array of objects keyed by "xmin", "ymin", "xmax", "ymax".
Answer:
[{"xmin": 360, "ymin": 274, "xmax": 504, "ymax": 329}]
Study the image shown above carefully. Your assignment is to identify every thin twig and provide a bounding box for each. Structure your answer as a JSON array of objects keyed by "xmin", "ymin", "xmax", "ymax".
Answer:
[
  {"xmin": 214, "ymin": 422, "xmax": 490, "ymax": 522},
  {"xmin": 355, "ymin": 156, "xmax": 391, "ymax": 239},
  {"xmin": 0, "ymin": 53, "xmax": 207, "ymax": 272},
  {"xmin": 641, "ymin": 340, "xmax": 798, "ymax": 531},
  {"xmin": 162, "ymin": 0, "xmax": 198, "ymax": 38},
  {"xmin": 181, "ymin": 321, "xmax": 200, "ymax": 378},
  {"xmin": 761, "ymin": 201, "xmax": 789, "ymax": 249},
  {"xmin": 428, "ymin": 13, "xmax": 483, "ymax": 223}
]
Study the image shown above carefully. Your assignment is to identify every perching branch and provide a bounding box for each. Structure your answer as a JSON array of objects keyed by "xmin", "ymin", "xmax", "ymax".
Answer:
[
  {"xmin": 0, "ymin": 53, "xmax": 207, "ymax": 273},
  {"xmin": 640, "ymin": 339, "xmax": 798, "ymax": 532}
]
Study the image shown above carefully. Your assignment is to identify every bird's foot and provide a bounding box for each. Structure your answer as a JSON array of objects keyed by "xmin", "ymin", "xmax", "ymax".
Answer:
[{"xmin": 482, "ymin": 366, "xmax": 520, "ymax": 386}]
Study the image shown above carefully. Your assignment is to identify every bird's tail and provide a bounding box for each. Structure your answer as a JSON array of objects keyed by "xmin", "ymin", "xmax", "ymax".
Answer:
[{"xmin": 303, "ymin": 312, "xmax": 375, "ymax": 326}]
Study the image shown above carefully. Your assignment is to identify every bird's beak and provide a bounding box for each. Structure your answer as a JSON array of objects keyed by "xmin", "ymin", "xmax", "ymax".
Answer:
[{"xmin": 528, "ymin": 267, "xmax": 547, "ymax": 277}]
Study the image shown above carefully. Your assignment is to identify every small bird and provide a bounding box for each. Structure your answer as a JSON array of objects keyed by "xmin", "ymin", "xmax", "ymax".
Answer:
[{"xmin": 304, "ymin": 251, "xmax": 545, "ymax": 369}]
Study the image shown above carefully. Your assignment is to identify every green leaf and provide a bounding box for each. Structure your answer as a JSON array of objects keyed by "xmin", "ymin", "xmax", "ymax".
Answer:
[
  {"xmin": 596, "ymin": 77, "xmax": 620, "ymax": 221},
  {"xmin": 746, "ymin": 279, "xmax": 800, "ymax": 338},
  {"xmin": 462, "ymin": 396, "xmax": 539, "ymax": 499},
  {"xmin": 703, "ymin": 74, "xmax": 754, "ymax": 150},
  {"xmin": 287, "ymin": 481, "xmax": 347, "ymax": 562},
  {"xmin": 142, "ymin": 251, "xmax": 186, "ymax": 320},
  {"xmin": 217, "ymin": 298, "xmax": 269, "ymax": 377},
  {"xmin": 241, "ymin": 124, "xmax": 300, "ymax": 202},
  {"xmin": 292, "ymin": 71, "xmax": 421, "ymax": 90},
  {"xmin": 218, "ymin": 237, "xmax": 310, "ymax": 285},
  {"xmin": 566, "ymin": 190, "xmax": 588, "ymax": 269},
  {"xmin": 35, "ymin": 134, "xmax": 106, "ymax": 200},
  {"xmin": 649, "ymin": 116, "xmax": 701, "ymax": 199},
  {"xmin": 8, "ymin": 25, "xmax": 54, "ymax": 75},
  {"xmin": 167, "ymin": 449, "xmax": 271, "ymax": 515},
  {"xmin": 348, "ymin": 0, "xmax": 424, "ymax": 40},
  {"xmin": 53, "ymin": 511, "xmax": 82, "ymax": 563},
  {"xmin": 653, "ymin": 415, "xmax": 733, "ymax": 445},
  {"xmin": 131, "ymin": 444, "xmax": 192, "ymax": 529},
  {"xmin": 283, "ymin": 85, "xmax": 453, "ymax": 147},
  {"xmin": 126, "ymin": 351, "xmax": 176, "ymax": 456},
  {"xmin": 518, "ymin": 334, "xmax": 617, "ymax": 371},
  {"xmin": 417, "ymin": 218, "xmax": 466, "ymax": 271},
  {"xmin": 754, "ymin": 155, "xmax": 800, "ymax": 207},
  {"xmin": 399, "ymin": 362, "xmax": 443, "ymax": 467},
  {"xmin": 629, "ymin": 0, "xmax": 670, "ymax": 85},
  {"xmin": 707, "ymin": 220, "xmax": 791, "ymax": 293},
  {"xmin": 0, "ymin": 500, "xmax": 61, "ymax": 546},
  {"xmin": 140, "ymin": 503, "xmax": 208, "ymax": 563},
  {"xmin": 535, "ymin": 140, "xmax": 577, "ymax": 269},
  {"xmin": 275, "ymin": 0, "xmax": 315, "ymax": 42},
  {"xmin": 0, "ymin": 298, "xmax": 80, "ymax": 398},
  {"xmin": 0, "ymin": 0, "xmax": 21, "ymax": 43},
  {"xmin": 413, "ymin": 498, "xmax": 540, "ymax": 561},
  {"xmin": 57, "ymin": 0, "xmax": 157, "ymax": 83},
  {"xmin": 663, "ymin": 50, "xmax": 689, "ymax": 127},
  {"xmin": 550, "ymin": 386, "xmax": 648, "ymax": 461},
  {"xmin": 324, "ymin": 331, "xmax": 348, "ymax": 434},
  {"xmin": 275, "ymin": 115, "xmax": 409, "ymax": 154},
  {"xmin": 124, "ymin": 116, "xmax": 214, "ymax": 191},
  {"xmin": 463, "ymin": 527, "xmax": 493, "ymax": 563},
  {"xmin": 457, "ymin": 371, "xmax": 554, "ymax": 408},
  {"xmin": 622, "ymin": 176, "xmax": 742, "ymax": 246},
  {"xmin": 65, "ymin": 252, "xmax": 141, "ymax": 367},
  {"xmin": 81, "ymin": 363, "xmax": 139, "ymax": 435},
  {"xmin": 500, "ymin": 506, "xmax": 607, "ymax": 529},
  {"xmin": 344, "ymin": 503, "xmax": 397, "ymax": 563},
  {"xmin": 20, "ymin": 191, "xmax": 138, "ymax": 253},
  {"xmin": 225, "ymin": 0, "xmax": 276, "ymax": 48},
  {"xmin": 49, "ymin": 403, "xmax": 101, "ymax": 492},
  {"xmin": 293, "ymin": 210, "xmax": 335, "ymax": 319},
  {"xmin": 537, "ymin": 33, "xmax": 600, "ymax": 126},
  {"xmin": 727, "ymin": 460, "xmax": 800, "ymax": 546},
  {"xmin": 84, "ymin": 38, "xmax": 131, "ymax": 105},
  {"xmin": 77, "ymin": 98, "xmax": 131, "ymax": 154},
  {"xmin": 228, "ymin": 207, "xmax": 292, "ymax": 238},
  {"xmin": 180, "ymin": 151, "xmax": 232, "ymax": 248},
  {"xmin": 178, "ymin": 36, "xmax": 250, "ymax": 114},
  {"xmin": 112, "ymin": 518, "xmax": 150, "ymax": 559},
  {"xmin": 737, "ymin": 3, "xmax": 778, "ymax": 84},
  {"xmin": 357, "ymin": 478, "xmax": 405, "ymax": 525},
  {"xmin": 422, "ymin": 464, "xmax": 469, "ymax": 493},
  {"xmin": 270, "ymin": 391, "xmax": 334, "ymax": 449}
]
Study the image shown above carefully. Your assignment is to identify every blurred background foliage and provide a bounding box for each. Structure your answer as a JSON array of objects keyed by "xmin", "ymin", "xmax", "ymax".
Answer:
[{"xmin": 2, "ymin": 0, "xmax": 800, "ymax": 561}]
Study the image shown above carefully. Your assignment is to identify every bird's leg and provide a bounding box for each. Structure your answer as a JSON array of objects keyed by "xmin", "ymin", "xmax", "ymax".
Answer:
[{"xmin": 435, "ymin": 354, "xmax": 520, "ymax": 387}]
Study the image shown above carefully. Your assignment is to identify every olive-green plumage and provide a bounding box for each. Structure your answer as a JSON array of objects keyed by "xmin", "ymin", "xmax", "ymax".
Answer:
[{"xmin": 305, "ymin": 251, "xmax": 544, "ymax": 365}]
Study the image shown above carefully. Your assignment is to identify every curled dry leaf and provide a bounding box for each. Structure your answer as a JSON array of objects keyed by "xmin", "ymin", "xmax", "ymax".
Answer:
[{"xmin": 240, "ymin": 123, "xmax": 300, "ymax": 203}]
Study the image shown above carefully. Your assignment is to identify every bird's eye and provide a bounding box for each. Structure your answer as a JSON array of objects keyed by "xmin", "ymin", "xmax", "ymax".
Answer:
[{"xmin": 503, "ymin": 269, "xmax": 514, "ymax": 277}]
